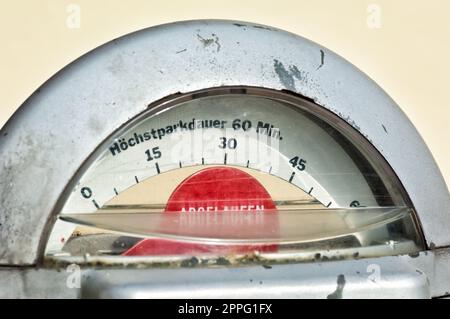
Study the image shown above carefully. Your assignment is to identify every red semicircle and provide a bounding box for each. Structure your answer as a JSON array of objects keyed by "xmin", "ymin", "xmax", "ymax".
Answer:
[{"xmin": 123, "ymin": 167, "xmax": 278, "ymax": 256}]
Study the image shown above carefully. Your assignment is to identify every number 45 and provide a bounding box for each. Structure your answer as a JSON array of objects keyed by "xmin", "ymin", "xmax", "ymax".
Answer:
[{"xmin": 289, "ymin": 156, "xmax": 307, "ymax": 171}]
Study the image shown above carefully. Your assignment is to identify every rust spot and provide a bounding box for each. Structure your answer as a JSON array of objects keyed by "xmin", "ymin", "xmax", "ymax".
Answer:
[{"xmin": 181, "ymin": 256, "xmax": 199, "ymax": 268}]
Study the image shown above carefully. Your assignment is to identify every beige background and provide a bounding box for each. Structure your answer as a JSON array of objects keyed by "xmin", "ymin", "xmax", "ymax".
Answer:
[{"xmin": 1, "ymin": 0, "xmax": 449, "ymax": 188}]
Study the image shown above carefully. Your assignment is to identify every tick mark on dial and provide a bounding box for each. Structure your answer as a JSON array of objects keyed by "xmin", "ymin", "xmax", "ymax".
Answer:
[
  {"xmin": 135, "ymin": 176, "xmax": 139, "ymax": 183},
  {"xmin": 113, "ymin": 188, "xmax": 118, "ymax": 195},
  {"xmin": 308, "ymin": 187, "xmax": 314, "ymax": 195},
  {"xmin": 326, "ymin": 202, "xmax": 332, "ymax": 208},
  {"xmin": 179, "ymin": 161, "xmax": 182, "ymax": 168},
  {"xmin": 269, "ymin": 166, "xmax": 272, "ymax": 174},
  {"xmin": 289, "ymin": 172, "xmax": 295, "ymax": 183},
  {"xmin": 246, "ymin": 160, "xmax": 250, "ymax": 168},
  {"xmin": 202, "ymin": 157, "xmax": 205, "ymax": 165},
  {"xmin": 155, "ymin": 162, "xmax": 161, "ymax": 174},
  {"xmin": 224, "ymin": 153, "xmax": 227, "ymax": 165},
  {"xmin": 92, "ymin": 199, "xmax": 100, "ymax": 209}
]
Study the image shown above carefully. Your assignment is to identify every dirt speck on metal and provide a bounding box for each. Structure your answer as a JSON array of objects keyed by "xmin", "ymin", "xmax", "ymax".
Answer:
[
  {"xmin": 327, "ymin": 274, "xmax": 346, "ymax": 299},
  {"xmin": 317, "ymin": 49, "xmax": 325, "ymax": 70}
]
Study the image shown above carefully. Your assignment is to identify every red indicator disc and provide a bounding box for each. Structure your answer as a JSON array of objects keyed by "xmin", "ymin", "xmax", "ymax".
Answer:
[{"xmin": 123, "ymin": 167, "xmax": 278, "ymax": 256}]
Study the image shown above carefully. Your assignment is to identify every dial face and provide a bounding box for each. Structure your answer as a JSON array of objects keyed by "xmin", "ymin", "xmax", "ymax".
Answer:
[{"xmin": 46, "ymin": 87, "xmax": 423, "ymax": 262}]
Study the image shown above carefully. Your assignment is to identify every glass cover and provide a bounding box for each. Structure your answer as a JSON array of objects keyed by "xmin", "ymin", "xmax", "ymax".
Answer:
[{"xmin": 45, "ymin": 87, "xmax": 424, "ymax": 266}]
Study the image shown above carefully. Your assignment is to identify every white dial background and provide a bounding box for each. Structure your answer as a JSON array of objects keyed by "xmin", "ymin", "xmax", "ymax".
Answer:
[{"xmin": 47, "ymin": 94, "xmax": 390, "ymax": 252}]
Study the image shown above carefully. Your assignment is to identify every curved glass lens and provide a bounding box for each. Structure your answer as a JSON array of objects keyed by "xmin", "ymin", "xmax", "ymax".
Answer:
[{"xmin": 46, "ymin": 88, "xmax": 424, "ymax": 265}]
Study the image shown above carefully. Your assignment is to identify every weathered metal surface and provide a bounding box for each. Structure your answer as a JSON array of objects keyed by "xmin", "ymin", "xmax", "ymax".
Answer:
[
  {"xmin": 0, "ymin": 253, "xmax": 435, "ymax": 299},
  {"xmin": 402, "ymin": 248, "xmax": 450, "ymax": 297},
  {"xmin": 1, "ymin": 248, "xmax": 449, "ymax": 299},
  {"xmin": 0, "ymin": 268, "xmax": 80, "ymax": 299},
  {"xmin": 0, "ymin": 20, "xmax": 449, "ymax": 266},
  {"xmin": 80, "ymin": 257, "xmax": 430, "ymax": 299}
]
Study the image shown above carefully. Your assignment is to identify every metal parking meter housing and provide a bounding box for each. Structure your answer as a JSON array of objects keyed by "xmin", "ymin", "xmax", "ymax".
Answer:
[{"xmin": 0, "ymin": 20, "xmax": 449, "ymax": 298}]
